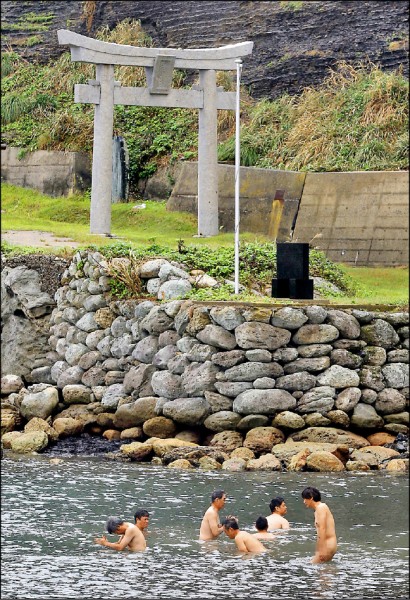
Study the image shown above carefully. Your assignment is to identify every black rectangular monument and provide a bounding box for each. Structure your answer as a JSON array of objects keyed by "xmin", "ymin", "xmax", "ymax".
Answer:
[{"xmin": 272, "ymin": 242, "xmax": 314, "ymax": 299}]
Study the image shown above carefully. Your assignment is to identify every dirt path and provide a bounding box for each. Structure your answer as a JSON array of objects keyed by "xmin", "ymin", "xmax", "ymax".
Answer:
[{"xmin": 2, "ymin": 230, "xmax": 80, "ymax": 248}]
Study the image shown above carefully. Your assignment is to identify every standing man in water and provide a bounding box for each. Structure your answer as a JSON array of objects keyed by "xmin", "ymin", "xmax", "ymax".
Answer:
[
  {"xmin": 222, "ymin": 517, "xmax": 267, "ymax": 553},
  {"xmin": 94, "ymin": 515, "xmax": 147, "ymax": 552},
  {"xmin": 266, "ymin": 497, "xmax": 290, "ymax": 530},
  {"xmin": 301, "ymin": 487, "xmax": 337, "ymax": 563},
  {"xmin": 199, "ymin": 489, "xmax": 227, "ymax": 540}
]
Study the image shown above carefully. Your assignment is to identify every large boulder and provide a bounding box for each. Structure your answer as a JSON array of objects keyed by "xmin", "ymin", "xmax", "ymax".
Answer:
[
  {"xmin": 113, "ymin": 397, "xmax": 157, "ymax": 428},
  {"xmin": 246, "ymin": 454, "xmax": 282, "ymax": 471},
  {"xmin": 10, "ymin": 431, "xmax": 49, "ymax": 453},
  {"xmin": 162, "ymin": 397, "xmax": 211, "ymax": 426},
  {"xmin": 272, "ymin": 441, "xmax": 350, "ymax": 466},
  {"xmin": 1, "ymin": 374, "xmax": 25, "ymax": 395},
  {"xmin": 142, "ymin": 416, "xmax": 176, "ymax": 438},
  {"xmin": 196, "ymin": 325, "xmax": 237, "ymax": 350},
  {"xmin": 209, "ymin": 430, "xmax": 244, "ymax": 452},
  {"xmin": 181, "ymin": 362, "xmax": 220, "ymax": 396},
  {"xmin": 361, "ymin": 320, "xmax": 400, "ymax": 349},
  {"xmin": 306, "ymin": 451, "xmax": 345, "ymax": 472},
  {"xmin": 20, "ymin": 387, "xmax": 59, "ymax": 421},
  {"xmin": 203, "ymin": 411, "xmax": 242, "ymax": 432},
  {"xmin": 233, "ymin": 389, "xmax": 296, "ymax": 415},
  {"xmin": 235, "ymin": 322, "xmax": 291, "ymax": 350},
  {"xmin": 52, "ymin": 417, "xmax": 84, "ymax": 437},
  {"xmin": 243, "ymin": 426, "xmax": 285, "ymax": 454},
  {"xmin": 288, "ymin": 426, "xmax": 370, "ymax": 448},
  {"xmin": 350, "ymin": 404, "xmax": 385, "ymax": 429},
  {"xmin": 24, "ymin": 417, "xmax": 59, "ymax": 442}
]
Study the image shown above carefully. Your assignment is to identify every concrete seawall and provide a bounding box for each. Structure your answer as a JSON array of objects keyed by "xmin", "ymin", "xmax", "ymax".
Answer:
[
  {"xmin": 1, "ymin": 147, "xmax": 91, "ymax": 197},
  {"xmin": 167, "ymin": 163, "xmax": 409, "ymax": 266}
]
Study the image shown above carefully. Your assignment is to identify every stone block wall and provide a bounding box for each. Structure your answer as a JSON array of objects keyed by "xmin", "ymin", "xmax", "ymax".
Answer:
[{"xmin": 24, "ymin": 251, "xmax": 410, "ymax": 438}]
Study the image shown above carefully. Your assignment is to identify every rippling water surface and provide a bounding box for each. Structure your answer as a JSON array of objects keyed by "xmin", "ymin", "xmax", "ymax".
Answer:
[{"xmin": 1, "ymin": 455, "xmax": 409, "ymax": 599}]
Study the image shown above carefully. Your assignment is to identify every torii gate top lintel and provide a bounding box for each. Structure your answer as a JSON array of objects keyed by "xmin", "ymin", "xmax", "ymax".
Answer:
[{"xmin": 57, "ymin": 29, "xmax": 253, "ymax": 70}]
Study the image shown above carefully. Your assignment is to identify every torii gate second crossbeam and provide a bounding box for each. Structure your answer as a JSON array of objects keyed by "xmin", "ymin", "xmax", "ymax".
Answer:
[{"xmin": 57, "ymin": 30, "xmax": 253, "ymax": 237}]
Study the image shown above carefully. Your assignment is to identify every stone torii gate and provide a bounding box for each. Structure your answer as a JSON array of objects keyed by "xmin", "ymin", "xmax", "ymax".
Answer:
[{"xmin": 57, "ymin": 30, "xmax": 253, "ymax": 237}]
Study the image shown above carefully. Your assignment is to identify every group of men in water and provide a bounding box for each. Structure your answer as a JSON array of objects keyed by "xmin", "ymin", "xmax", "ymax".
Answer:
[{"xmin": 95, "ymin": 486, "xmax": 337, "ymax": 564}]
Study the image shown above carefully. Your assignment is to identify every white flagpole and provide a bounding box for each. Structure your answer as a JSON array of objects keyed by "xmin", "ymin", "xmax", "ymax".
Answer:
[{"xmin": 234, "ymin": 58, "xmax": 242, "ymax": 295}]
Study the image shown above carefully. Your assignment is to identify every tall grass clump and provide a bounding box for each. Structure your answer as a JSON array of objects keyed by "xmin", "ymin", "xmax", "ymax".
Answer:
[{"xmin": 218, "ymin": 61, "xmax": 409, "ymax": 172}]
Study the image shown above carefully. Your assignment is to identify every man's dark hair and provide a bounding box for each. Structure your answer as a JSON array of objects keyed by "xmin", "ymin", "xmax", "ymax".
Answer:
[
  {"xmin": 106, "ymin": 516, "xmax": 124, "ymax": 534},
  {"xmin": 269, "ymin": 497, "xmax": 285, "ymax": 513},
  {"xmin": 301, "ymin": 487, "xmax": 321, "ymax": 502},
  {"xmin": 211, "ymin": 490, "xmax": 225, "ymax": 502},
  {"xmin": 255, "ymin": 516, "xmax": 268, "ymax": 531},
  {"xmin": 222, "ymin": 517, "xmax": 239, "ymax": 530},
  {"xmin": 134, "ymin": 509, "xmax": 149, "ymax": 522}
]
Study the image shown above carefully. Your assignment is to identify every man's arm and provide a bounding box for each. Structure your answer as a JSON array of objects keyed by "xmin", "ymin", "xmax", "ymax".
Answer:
[
  {"xmin": 95, "ymin": 528, "xmax": 135, "ymax": 551},
  {"xmin": 281, "ymin": 519, "xmax": 290, "ymax": 530},
  {"xmin": 235, "ymin": 536, "xmax": 249, "ymax": 553}
]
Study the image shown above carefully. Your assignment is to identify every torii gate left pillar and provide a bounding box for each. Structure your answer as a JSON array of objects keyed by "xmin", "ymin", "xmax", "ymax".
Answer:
[{"xmin": 57, "ymin": 30, "xmax": 253, "ymax": 237}]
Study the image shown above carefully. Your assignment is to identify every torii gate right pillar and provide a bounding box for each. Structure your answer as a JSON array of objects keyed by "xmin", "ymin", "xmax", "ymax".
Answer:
[{"xmin": 198, "ymin": 69, "xmax": 218, "ymax": 237}]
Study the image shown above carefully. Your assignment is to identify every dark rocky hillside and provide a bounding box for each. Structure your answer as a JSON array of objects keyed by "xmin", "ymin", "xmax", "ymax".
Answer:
[{"xmin": 1, "ymin": 0, "xmax": 408, "ymax": 99}]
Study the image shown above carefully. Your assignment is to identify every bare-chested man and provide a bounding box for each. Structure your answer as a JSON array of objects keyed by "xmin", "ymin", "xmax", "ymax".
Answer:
[
  {"xmin": 266, "ymin": 497, "xmax": 290, "ymax": 530},
  {"xmin": 94, "ymin": 513, "xmax": 148, "ymax": 552},
  {"xmin": 223, "ymin": 517, "xmax": 267, "ymax": 553},
  {"xmin": 253, "ymin": 516, "xmax": 276, "ymax": 541},
  {"xmin": 302, "ymin": 486, "xmax": 337, "ymax": 563},
  {"xmin": 199, "ymin": 489, "xmax": 226, "ymax": 541}
]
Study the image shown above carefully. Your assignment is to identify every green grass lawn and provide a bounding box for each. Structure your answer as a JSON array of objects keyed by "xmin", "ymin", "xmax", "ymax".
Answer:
[
  {"xmin": 0, "ymin": 183, "xmax": 269, "ymax": 249},
  {"xmin": 340, "ymin": 265, "xmax": 409, "ymax": 307},
  {"xmin": 1, "ymin": 183, "xmax": 408, "ymax": 307}
]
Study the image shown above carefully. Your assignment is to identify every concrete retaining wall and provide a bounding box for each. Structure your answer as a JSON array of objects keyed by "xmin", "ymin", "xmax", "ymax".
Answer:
[
  {"xmin": 293, "ymin": 171, "xmax": 409, "ymax": 266},
  {"xmin": 0, "ymin": 147, "xmax": 91, "ymax": 197},
  {"xmin": 167, "ymin": 163, "xmax": 409, "ymax": 266}
]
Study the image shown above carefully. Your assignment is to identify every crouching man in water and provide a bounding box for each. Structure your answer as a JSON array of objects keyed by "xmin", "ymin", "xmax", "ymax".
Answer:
[
  {"xmin": 253, "ymin": 516, "xmax": 276, "ymax": 541},
  {"xmin": 222, "ymin": 517, "xmax": 267, "ymax": 554},
  {"xmin": 302, "ymin": 487, "xmax": 337, "ymax": 564},
  {"xmin": 94, "ymin": 515, "xmax": 147, "ymax": 552}
]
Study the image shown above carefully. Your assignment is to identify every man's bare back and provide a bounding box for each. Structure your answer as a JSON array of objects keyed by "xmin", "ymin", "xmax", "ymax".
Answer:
[
  {"xmin": 235, "ymin": 531, "xmax": 267, "ymax": 553},
  {"xmin": 253, "ymin": 531, "xmax": 276, "ymax": 541},
  {"xmin": 266, "ymin": 514, "xmax": 290, "ymax": 530}
]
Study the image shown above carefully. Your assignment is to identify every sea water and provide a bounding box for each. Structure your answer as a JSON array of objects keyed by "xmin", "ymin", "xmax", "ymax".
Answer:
[{"xmin": 1, "ymin": 455, "xmax": 409, "ymax": 599}]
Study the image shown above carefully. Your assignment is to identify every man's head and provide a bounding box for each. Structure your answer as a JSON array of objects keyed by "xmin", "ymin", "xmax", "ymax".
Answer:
[
  {"xmin": 301, "ymin": 487, "xmax": 321, "ymax": 507},
  {"xmin": 106, "ymin": 516, "xmax": 124, "ymax": 535},
  {"xmin": 255, "ymin": 516, "xmax": 269, "ymax": 532},
  {"xmin": 211, "ymin": 490, "xmax": 227, "ymax": 509},
  {"xmin": 269, "ymin": 497, "xmax": 287, "ymax": 515},
  {"xmin": 222, "ymin": 516, "xmax": 239, "ymax": 539},
  {"xmin": 134, "ymin": 509, "xmax": 149, "ymax": 530}
]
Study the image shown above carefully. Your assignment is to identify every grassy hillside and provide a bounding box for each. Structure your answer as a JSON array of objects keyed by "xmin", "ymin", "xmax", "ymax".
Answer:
[{"xmin": 1, "ymin": 19, "xmax": 408, "ymax": 194}]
